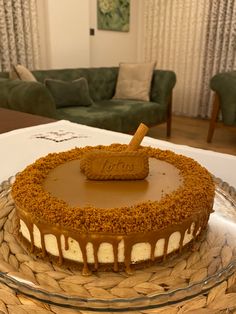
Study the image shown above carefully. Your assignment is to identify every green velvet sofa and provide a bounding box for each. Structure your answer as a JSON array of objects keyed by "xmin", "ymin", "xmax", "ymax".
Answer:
[{"xmin": 0, "ymin": 67, "xmax": 176, "ymax": 135}]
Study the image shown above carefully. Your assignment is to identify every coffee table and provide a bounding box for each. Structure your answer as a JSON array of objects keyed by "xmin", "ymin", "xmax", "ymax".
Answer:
[{"xmin": 0, "ymin": 108, "xmax": 56, "ymax": 134}]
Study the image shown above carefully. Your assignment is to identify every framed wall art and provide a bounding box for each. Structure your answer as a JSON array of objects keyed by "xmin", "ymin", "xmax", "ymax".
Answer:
[{"xmin": 97, "ymin": 0, "xmax": 130, "ymax": 32}]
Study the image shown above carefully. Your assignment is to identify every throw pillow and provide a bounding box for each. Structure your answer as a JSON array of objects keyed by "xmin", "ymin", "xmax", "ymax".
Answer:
[
  {"xmin": 10, "ymin": 64, "xmax": 37, "ymax": 82},
  {"xmin": 44, "ymin": 77, "xmax": 94, "ymax": 108},
  {"xmin": 113, "ymin": 62, "xmax": 156, "ymax": 101}
]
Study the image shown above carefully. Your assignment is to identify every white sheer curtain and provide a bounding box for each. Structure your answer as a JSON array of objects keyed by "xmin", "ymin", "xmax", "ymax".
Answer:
[
  {"xmin": 199, "ymin": 0, "xmax": 236, "ymax": 118},
  {"xmin": 0, "ymin": 0, "xmax": 40, "ymax": 72},
  {"xmin": 142, "ymin": 0, "xmax": 236, "ymax": 118}
]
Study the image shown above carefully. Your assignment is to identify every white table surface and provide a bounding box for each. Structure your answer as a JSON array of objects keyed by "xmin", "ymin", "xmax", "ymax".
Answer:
[{"xmin": 0, "ymin": 120, "xmax": 235, "ymax": 188}]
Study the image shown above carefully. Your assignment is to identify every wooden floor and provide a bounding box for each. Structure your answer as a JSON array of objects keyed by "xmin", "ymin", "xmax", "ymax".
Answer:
[{"xmin": 148, "ymin": 116, "xmax": 236, "ymax": 156}]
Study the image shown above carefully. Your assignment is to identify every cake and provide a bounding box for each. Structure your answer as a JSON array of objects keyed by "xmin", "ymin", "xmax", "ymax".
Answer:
[{"xmin": 11, "ymin": 144, "xmax": 215, "ymax": 275}]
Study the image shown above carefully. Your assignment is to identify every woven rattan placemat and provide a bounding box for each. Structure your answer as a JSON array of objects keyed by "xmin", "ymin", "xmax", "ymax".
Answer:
[{"xmin": 0, "ymin": 177, "xmax": 236, "ymax": 314}]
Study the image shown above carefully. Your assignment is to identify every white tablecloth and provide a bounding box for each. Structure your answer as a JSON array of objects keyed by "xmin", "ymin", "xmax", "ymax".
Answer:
[{"xmin": 0, "ymin": 120, "xmax": 235, "ymax": 188}]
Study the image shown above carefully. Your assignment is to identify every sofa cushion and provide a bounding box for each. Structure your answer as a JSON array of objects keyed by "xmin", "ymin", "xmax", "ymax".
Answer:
[
  {"xmin": 95, "ymin": 99, "xmax": 166, "ymax": 133},
  {"xmin": 56, "ymin": 99, "xmax": 166, "ymax": 134},
  {"xmin": 56, "ymin": 104, "xmax": 122, "ymax": 132},
  {"xmin": 10, "ymin": 64, "xmax": 37, "ymax": 82},
  {"xmin": 113, "ymin": 62, "xmax": 156, "ymax": 101},
  {"xmin": 45, "ymin": 78, "xmax": 94, "ymax": 108}
]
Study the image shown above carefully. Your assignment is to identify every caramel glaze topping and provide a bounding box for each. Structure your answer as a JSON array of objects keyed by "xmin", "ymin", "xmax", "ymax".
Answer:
[
  {"xmin": 12, "ymin": 144, "xmax": 215, "ymax": 273},
  {"xmin": 43, "ymin": 158, "xmax": 181, "ymax": 208}
]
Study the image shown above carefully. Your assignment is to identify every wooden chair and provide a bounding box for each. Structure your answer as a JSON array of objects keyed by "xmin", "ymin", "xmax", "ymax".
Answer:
[
  {"xmin": 207, "ymin": 71, "xmax": 236, "ymax": 143},
  {"xmin": 207, "ymin": 93, "xmax": 220, "ymax": 143}
]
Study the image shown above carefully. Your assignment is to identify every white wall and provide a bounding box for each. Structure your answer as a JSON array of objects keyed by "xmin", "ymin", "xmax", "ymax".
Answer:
[
  {"xmin": 37, "ymin": 0, "xmax": 90, "ymax": 69},
  {"xmin": 37, "ymin": 0, "xmax": 142, "ymax": 69},
  {"xmin": 36, "ymin": 0, "xmax": 49, "ymax": 69}
]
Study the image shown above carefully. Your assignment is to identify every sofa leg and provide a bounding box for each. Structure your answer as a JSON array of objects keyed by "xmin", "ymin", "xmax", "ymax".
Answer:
[
  {"xmin": 166, "ymin": 93, "xmax": 172, "ymax": 137},
  {"xmin": 207, "ymin": 93, "xmax": 220, "ymax": 143}
]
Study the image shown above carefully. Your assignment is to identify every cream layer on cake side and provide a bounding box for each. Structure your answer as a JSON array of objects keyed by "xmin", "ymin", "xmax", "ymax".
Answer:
[
  {"xmin": 17, "ymin": 213, "xmax": 204, "ymax": 275},
  {"xmin": 19, "ymin": 221, "xmax": 197, "ymax": 263}
]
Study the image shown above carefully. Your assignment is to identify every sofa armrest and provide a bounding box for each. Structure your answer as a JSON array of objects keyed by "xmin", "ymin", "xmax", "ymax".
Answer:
[
  {"xmin": 150, "ymin": 70, "xmax": 176, "ymax": 107},
  {"xmin": 210, "ymin": 71, "xmax": 236, "ymax": 126},
  {"xmin": 0, "ymin": 79, "xmax": 57, "ymax": 118}
]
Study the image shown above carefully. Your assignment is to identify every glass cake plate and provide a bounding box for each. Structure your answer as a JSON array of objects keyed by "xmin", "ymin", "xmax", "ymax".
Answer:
[{"xmin": 0, "ymin": 175, "xmax": 236, "ymax": 311}]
